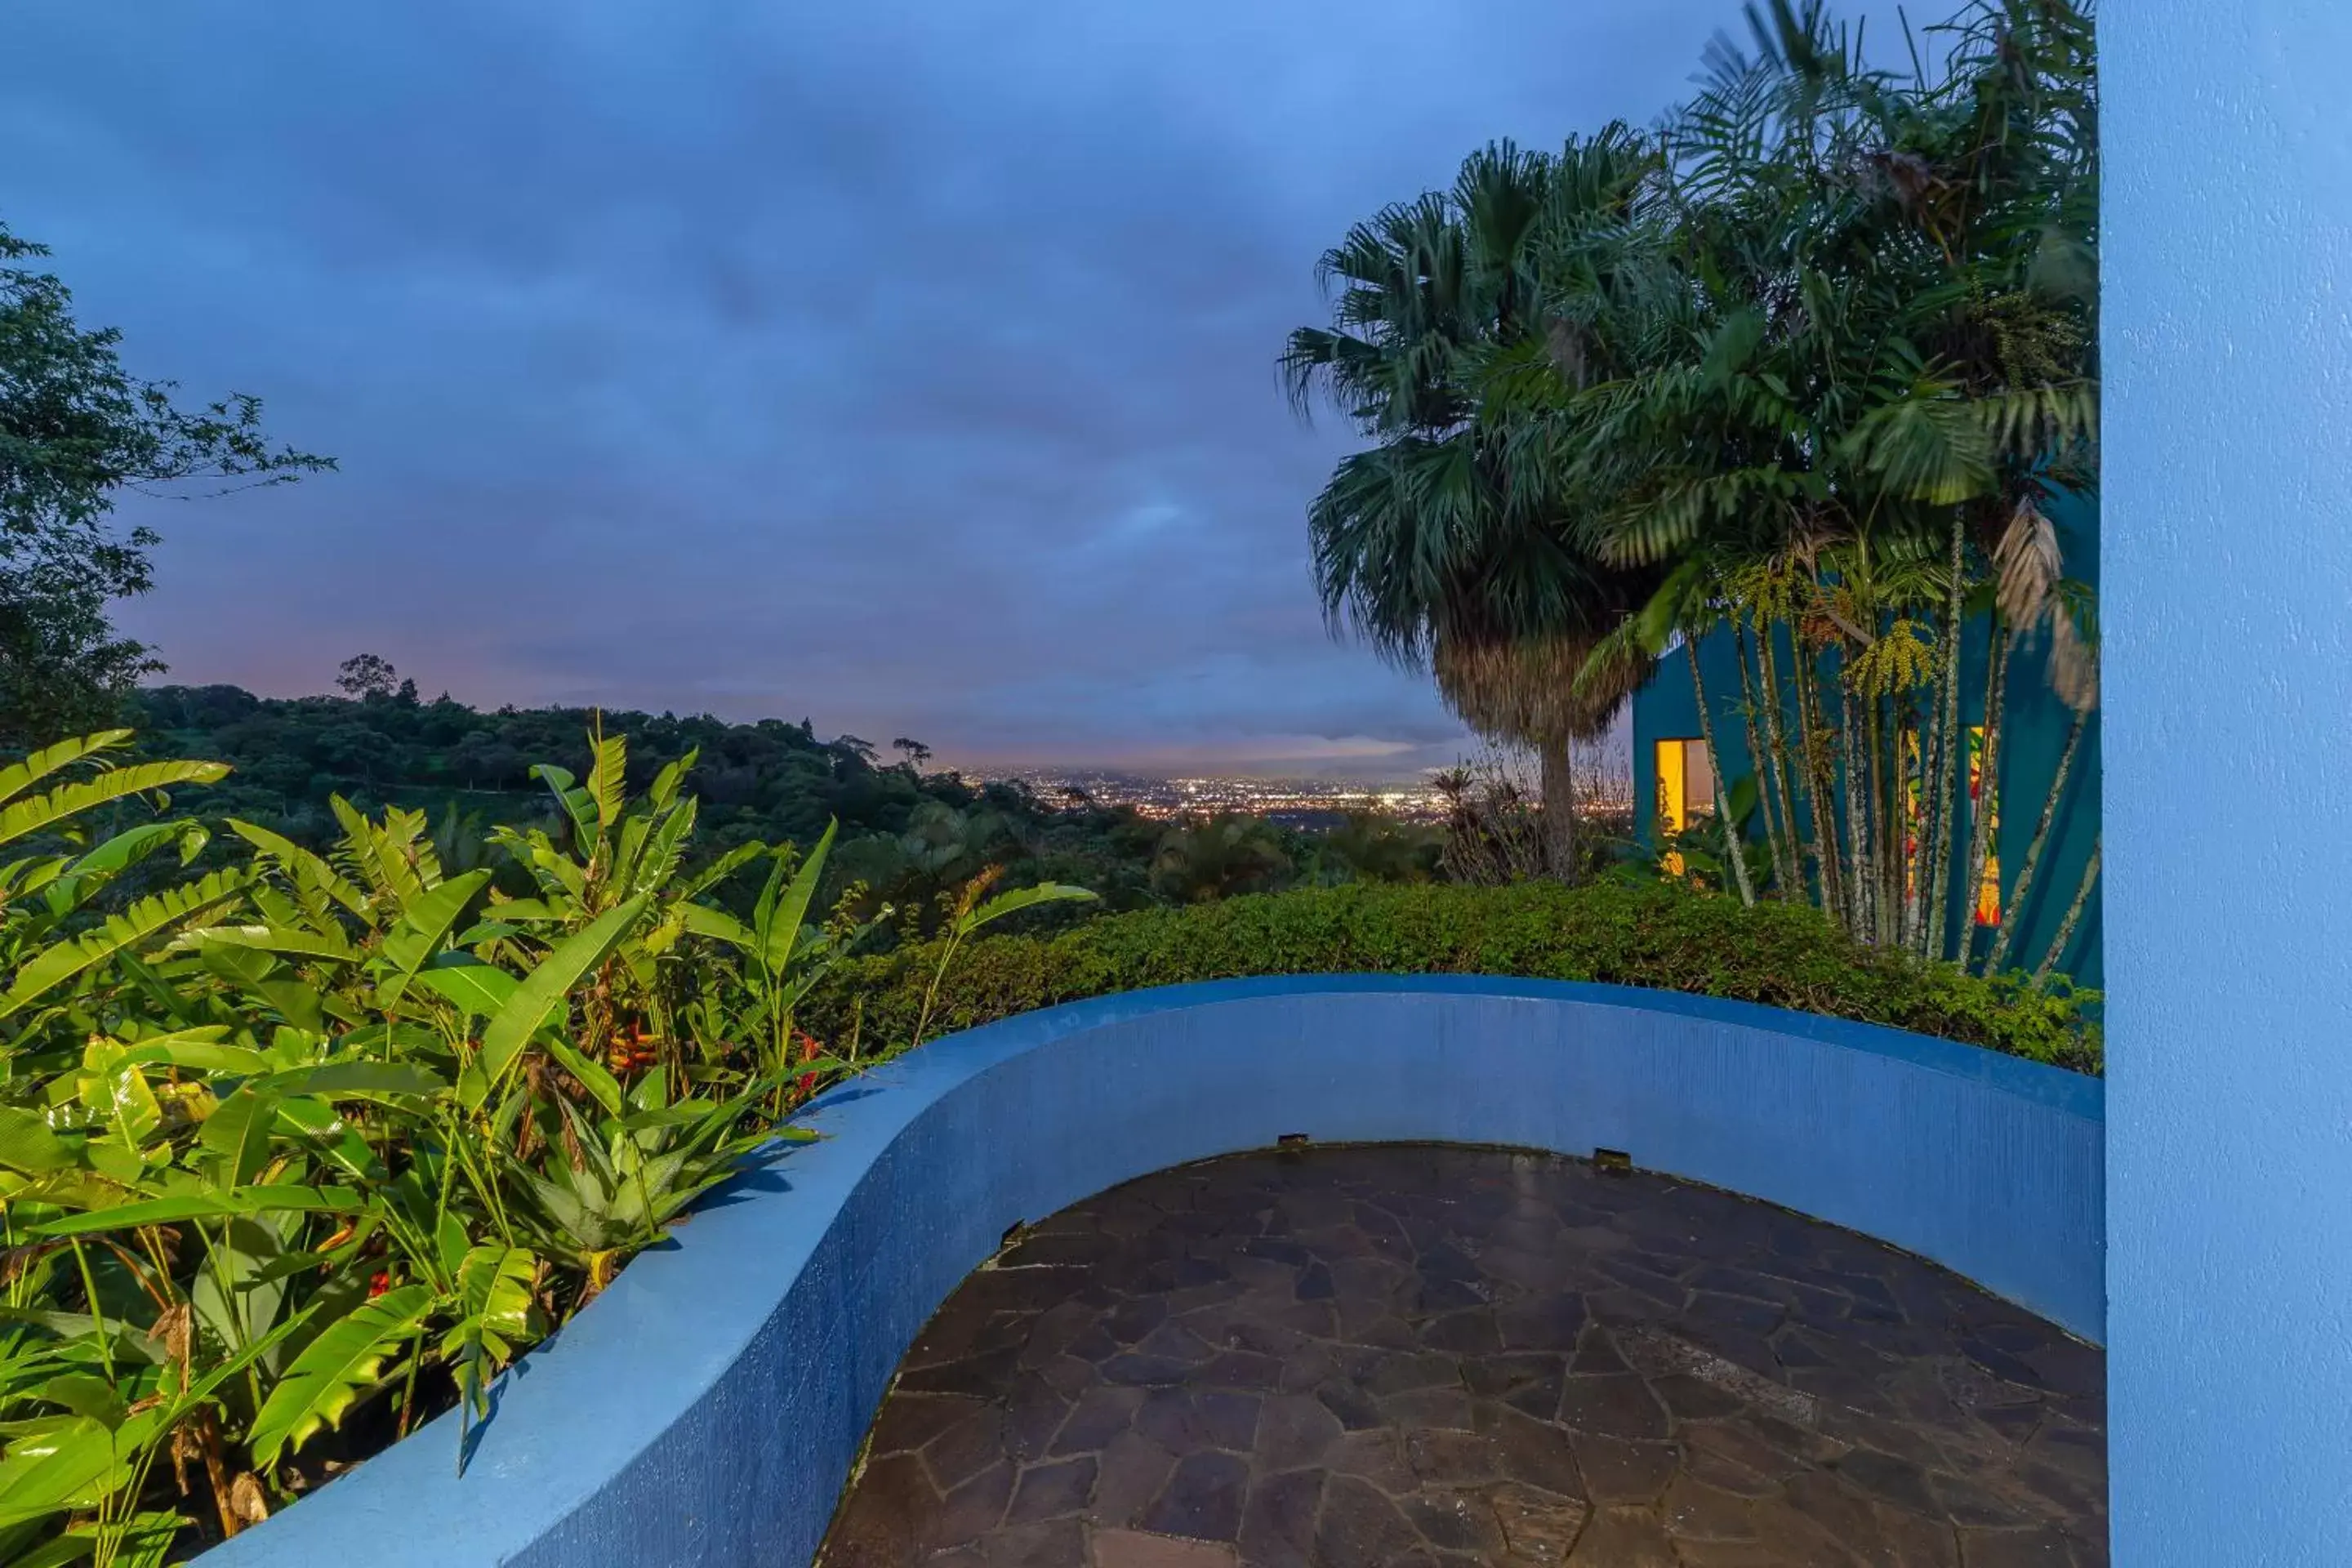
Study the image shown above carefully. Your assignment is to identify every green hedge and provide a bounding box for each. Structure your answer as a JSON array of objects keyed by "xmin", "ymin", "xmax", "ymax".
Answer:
[{"xmin": 804, "ymin": 880, "xmax": 2102, "ymax": 1074}]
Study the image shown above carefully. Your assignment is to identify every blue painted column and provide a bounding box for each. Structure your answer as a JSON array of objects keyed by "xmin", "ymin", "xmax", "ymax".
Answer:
[{"xmin": 2105, "ymin": 1, "xmax": 2352, "ymax": 1561}]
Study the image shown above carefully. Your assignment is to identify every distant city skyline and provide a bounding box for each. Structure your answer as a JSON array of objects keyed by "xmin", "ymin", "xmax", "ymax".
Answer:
[{"xmin": 956, "ymin": 727, "xmax": 1634, "ymax": 798}]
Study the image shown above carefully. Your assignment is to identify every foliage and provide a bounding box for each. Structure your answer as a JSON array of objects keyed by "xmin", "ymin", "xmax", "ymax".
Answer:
[
  {"xmin": 0, "ymin": 224, "xmax": 332, "ymax": 749},
  {"xmin": 332, "ymin": 656, "xmax": 404, "ymax": 704},
  {"xmin": 1148, "ymin": 813, "xmax": 1296, "ymax": 905},
  {"xmin": 0, "ymin": 732, "xmax": 1082, "ymax": 1562},
  {"xmin": 804, "ymin": 878, "xmax": 2102, "ymax": 1076},
  {"xmin": 1279, "ymin": 134, "xmax": 1668, "ymax": 877},
  {"xmin": 1285, "ymin": 0, "xmax": 2103, "ymax": 964}
]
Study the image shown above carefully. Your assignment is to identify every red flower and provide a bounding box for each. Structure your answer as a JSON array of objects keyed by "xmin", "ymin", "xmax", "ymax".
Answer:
[
  {"xmin": 367, "ymin": 1271, "xmax": 391, "ymax": 1299},
  {"xmin": 792, "ymin": 1031, "xmax": 823, "ymax": 1101}
]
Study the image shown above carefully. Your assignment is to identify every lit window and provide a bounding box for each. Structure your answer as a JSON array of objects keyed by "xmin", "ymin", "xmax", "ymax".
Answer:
[
  {"xmin": 1655, "ymin": 738, "xmax": 1713, "ymax": 876},
  {"xmin": 1655, "ymin": 737, "xmax": 1714, "ymax": 834}
]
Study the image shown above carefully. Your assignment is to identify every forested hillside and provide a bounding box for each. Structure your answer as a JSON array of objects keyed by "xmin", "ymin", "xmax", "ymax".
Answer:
[{"xmin": 128, "ymin": 679, "xmax": 1446, "ymax": 931}]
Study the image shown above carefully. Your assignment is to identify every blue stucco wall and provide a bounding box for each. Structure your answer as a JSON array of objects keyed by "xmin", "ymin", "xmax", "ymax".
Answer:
[
  {"xmin": 2104, "ymin": 0, "xmax": 2352, "ymax": 1561},
  {"xmin": 198, "ymin": 978, "xmax": 2102, "ymax": 1568}
]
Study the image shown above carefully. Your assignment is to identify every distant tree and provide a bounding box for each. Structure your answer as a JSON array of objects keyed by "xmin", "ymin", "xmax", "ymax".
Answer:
[
  {"xmin": 1313, "ymin": 810, "xmax": 1443, "ymax": 885},
  {"xmin": 336, "ymin": 653, "xmax": 399, "ymax": 701},
  {"xmin": 891, "ymin": 737, "xmax": 933, "ymax": 770},
  {"xmin": 834, "ymin": 734, "xmax": 878, "ymax": 767},
  {"xmin": 0, "ymin": 220, "xmax": 332, "ymax": 746},
  {"xmin": 1151, "ymin": 813, "xmax": 1294, "ymax": 904}
]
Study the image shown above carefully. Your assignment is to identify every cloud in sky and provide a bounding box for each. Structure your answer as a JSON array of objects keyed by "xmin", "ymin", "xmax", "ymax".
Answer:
[{"xmin": 1, "ymin": 0, "xmax": 1898, "ymax": 777}]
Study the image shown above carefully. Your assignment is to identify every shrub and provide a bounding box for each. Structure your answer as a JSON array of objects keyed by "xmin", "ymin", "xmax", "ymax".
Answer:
[
  {"xmin": 804, "ymin": 880, "xmax": 2103, "ymax": 1073},
  {"xmin": 0, "ymin": 732, "xmax": 1085, "ymax": 1561}
]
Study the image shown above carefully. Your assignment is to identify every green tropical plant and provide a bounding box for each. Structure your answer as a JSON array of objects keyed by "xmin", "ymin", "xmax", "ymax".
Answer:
[
  {"xmin": 1148, "ymin": 814, "xmax": 1294, "ymax": 906},
  {"xmin": 1302, "ymin": 812, "xmax": 1443, "ymax": 887},
  {"xmin": 907, "ymin": 868, "xmax": 1097, "ymax": 1051},
  {"xmin": 0, "ymin": 729, "xmax": 1080, "ymax": 1561}
]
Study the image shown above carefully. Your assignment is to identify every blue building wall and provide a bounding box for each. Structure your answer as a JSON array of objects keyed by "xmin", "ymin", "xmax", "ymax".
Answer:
[
  {"xmin": 2104, "ymin": 0, "xmax": 2352, "ymax": 1559},
  {"xmin": 1628, "ymin": 492, "xmax": 2101, "ymax": 987}
]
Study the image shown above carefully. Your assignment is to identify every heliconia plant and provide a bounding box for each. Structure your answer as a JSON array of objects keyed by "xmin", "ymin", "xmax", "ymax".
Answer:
[{"xmin": 0, "ymin": 728, "xmax": 1089, "ymax": 1564}]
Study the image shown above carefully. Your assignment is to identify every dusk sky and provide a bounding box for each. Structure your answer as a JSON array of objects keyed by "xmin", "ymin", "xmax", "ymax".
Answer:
[{"xmin": 3, "ymin": 0, "xmax": 1898, "ymax": 778}]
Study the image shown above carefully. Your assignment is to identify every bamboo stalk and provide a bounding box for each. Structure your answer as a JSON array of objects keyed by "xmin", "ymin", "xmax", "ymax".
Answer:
[
  {"xmin": 1842, "ymin": 677, "xmax": 1870, "ymax": 941},
  {"xmin": 1907, "ymin": 680, "xmax": 1944, "ymax": 953},
  {"xmin": 1957, "ymin": 625, "xmax": 2011, "ymax": 968},
  {"xmin": 1735, "ymin": 622, "xmax": 1795, "ymax": 898},
  {"xmin": 1986, "ymin": 708, "xmax": 2087, "ymax": 973},
  {"xmin": 1922, "ymin": 513, "xmax": 1970, "ymax": 960},
  {"xmin": 2033, "ymin": 835, "xmax": 2100, "ymax": 989},
  {"xmin": 1759, "ymin": 630, "xmax": 1804, "ymax": 901},
  {"xmin": 1928, "ymin": 536, "xmax": 1966, "ymax": 959},
  {"xmin": 1757, "ymin": 622, "xmax": 1805, "ymax": 904},
  {"xmin": 1891, "ymin": 703, "xmax": 1918, "ymax": 951},
  {"xmin": 1908, "ymin": 634, "xmax": 1951, "ymax": 951},
  {"xmin": 1866, "ymin": 695, "xmax": 1892, "ymax": 944},
  {"xmin": 1687, "ymin": 637, "xmax": 1757, "ymax": 906},
  {"xmin": 1793, "ymin": 633, "xmax": 1843, "ymax": 921}
]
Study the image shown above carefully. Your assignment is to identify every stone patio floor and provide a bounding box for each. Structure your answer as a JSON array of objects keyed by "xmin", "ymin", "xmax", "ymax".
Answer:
[{"xmin": 817, "ymin": 1144, "xmax": 2105, "ymax": 1567}]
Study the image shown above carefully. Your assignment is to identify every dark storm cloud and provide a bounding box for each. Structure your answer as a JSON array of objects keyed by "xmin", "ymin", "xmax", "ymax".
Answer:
[{"xmin": 0, "ymin": 0, "xmax": 1886, "ymax": 776}]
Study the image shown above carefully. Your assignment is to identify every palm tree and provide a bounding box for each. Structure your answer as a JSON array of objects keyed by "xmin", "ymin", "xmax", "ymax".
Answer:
[
  {"xmin": 1151, "ymin": 813, "xmax": 1294, "ymax": 903},
  {"xmin": 1282, "ymin": 133, "xmax": 1664, "ymax": 881},
  {"xmin": 1473, "ymin": 0, "xmax": 2097, "ymax": 954}
]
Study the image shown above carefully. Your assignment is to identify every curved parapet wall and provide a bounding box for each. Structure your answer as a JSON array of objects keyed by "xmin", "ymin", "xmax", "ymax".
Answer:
[{"xmin": 201, "ymin": 976, "xmax": 2104, "ymax": 1568}]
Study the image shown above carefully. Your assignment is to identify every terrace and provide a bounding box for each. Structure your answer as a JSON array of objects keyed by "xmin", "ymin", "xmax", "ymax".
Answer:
[
  {"xmin": 203, "ymin": 977, "xmax": 2106, "ymax": 1566},
  {"xmin": 11, "ymin": 0, "xmax": 2339, "ymax": 1560},
  {"xmin": 823, "ymin": 1147, "xmax": 2103, "ymax": 1565}
]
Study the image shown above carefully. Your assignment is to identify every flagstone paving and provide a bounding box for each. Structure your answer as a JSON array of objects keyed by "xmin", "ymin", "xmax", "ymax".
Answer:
[{"xmin": 817, "ymin": 1144, "xmax": 2105, "ymax": 1566}]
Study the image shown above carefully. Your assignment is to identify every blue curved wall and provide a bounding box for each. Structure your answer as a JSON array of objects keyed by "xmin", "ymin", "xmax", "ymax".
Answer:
[{"xmin": 199, "ymin": 978, "xmax": 2102, "ymax": 1568}]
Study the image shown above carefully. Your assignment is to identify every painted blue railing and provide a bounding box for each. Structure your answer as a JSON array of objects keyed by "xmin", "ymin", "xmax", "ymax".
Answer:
[{"xmin": 200, "ymin": 976, "xmax": 2103, "ymax": 1568}]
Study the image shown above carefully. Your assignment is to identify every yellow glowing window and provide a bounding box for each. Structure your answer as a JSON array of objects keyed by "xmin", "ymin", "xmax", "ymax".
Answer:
[
  {"xmin": 1655, "ymin": 738, "xmax": 1714, "ymax": 834},
  {"xmin": 1655, "ymin": 738, "xmax": 1713, "ymax": 878}
]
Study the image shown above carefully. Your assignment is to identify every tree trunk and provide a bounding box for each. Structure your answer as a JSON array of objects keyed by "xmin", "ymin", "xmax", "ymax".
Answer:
[
  {"xmin": 1900, "ymin": 682, "xmax": 1932, "ymax": 950},
  {"xmin": 1757, "ymin": 623, "xmax": 1805, "ymax": 903},
  {"xmin": 2033, "ymin": 835, "xmax": 2100, "ymax": 989},
  {"xmin": 1539, "ymin": 732, "xmax": 1577, "ymax": 884},
  {"xmin": 1922, "ymin": 514, "xmax": 1971, "ymax": 960},
  {"xmin": 1686, "ymin": 638, "xmax": 1756, "ymax": 906},
  {"xmin": 1866, "ymin": 696, "xmax": 1892, "ymax": 943},
  {"xmin": 1986, "ymin": 709, "xmax": 2087, "ymax": 973},
  {"xmin": 1735, "ymin": 624, "xmax": 1794, "ymax": 898},
  {"xmin": 1794, "ymin": 642, "xmax": 1843, "ymax": 922},
  {"xmin": 1906, "ymin": 686, "xmax": 1942, "ymax": 954},
  {"xmin": 1842, "ymin": 678, "xmax": 1871, "ymax": 941},
  {"xmin": 1957, "ymin": 625, "xmax": 2011, "ymax": 968},
  {"xmin": 1887, "ymin": 706, "xmax": 1914, "ymax": 949}
]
